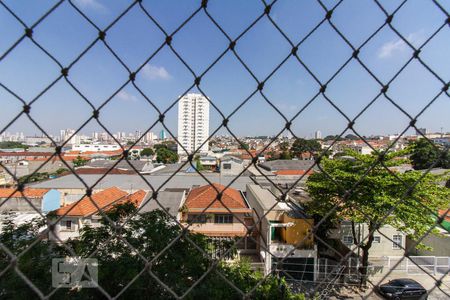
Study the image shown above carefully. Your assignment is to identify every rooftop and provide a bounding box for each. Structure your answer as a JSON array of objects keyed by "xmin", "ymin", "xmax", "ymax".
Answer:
[
  {"xmin": 0, "ymin": 188, "xmax": 50, "ymax": 198},
  {"xmin": 259, "ymin": 160, "xmax": 318, "ymax": 172},
  {"xmin": 52, "ymin": 187, "xmax": 146, "ymax": 217},
  {"xmin": 185, "ymin": 183, "xmax": 250, "ymax": 213},
  {"xmin": 31, "ymin": 174, "xmax": 252, "ymax": 191},
  {"xmin": 139, "ymin": 191, "xmax": 185, "ymax": 218}
]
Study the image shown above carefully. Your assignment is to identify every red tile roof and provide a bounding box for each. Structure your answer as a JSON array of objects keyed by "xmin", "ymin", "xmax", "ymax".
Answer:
[
  {"xmin": 53, "ymin": 187, "xmax": 146, "ymax": 217},
  {"xmin": 0, "ymin": 152, "xmax": 53, "ymax": 157},
  {"xmin": 0, "ymin": 188, "xmax": 50, "ymax": 198},
  {"xmin": 60, "ymin": 168, "xmax": 135, "ymax": 176},
  {"xmin": 184, "ymin": 183, "xmax": 250, "ymax": 213},
  {"xmin": 275, "ymin": 170, "xmax": 314, "ymax": 175}
]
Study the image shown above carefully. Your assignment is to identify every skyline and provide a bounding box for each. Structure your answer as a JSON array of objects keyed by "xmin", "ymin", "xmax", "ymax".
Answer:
[{"xmin": 1, "ymin": 0, "xmax": 449, "ymax": 138}]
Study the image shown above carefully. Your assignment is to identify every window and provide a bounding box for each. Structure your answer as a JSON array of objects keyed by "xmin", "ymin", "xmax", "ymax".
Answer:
[
  {"xmin": 392, "ymin": 234, "xmax": 402, "ymax": 249},
  {"xmin": 223, "ymin": 163, "xmax": 231, "ymax": 169},
  {"xmin": 373, "ymin": 236, "xmax": 381, "ymax": 243},
  {"xmin": 215, "ymin": 214, "xmax": 233, "ymax": 224},
  {"xmin": 187, "ymin": 214, "xmax": 206, "ymax": 223},
  {"xmin": 64, "ymin": 220, "xmax": 72, "ymax": 230},
  {"xmin": 343, "ymin": 235, "xmax": 353, "ymax": 245}
]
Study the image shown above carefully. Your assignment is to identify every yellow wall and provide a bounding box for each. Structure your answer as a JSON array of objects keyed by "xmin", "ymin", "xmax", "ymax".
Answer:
[{"xmin": 281, "ymin": 214, "xmax": 314, "ymax": 248}]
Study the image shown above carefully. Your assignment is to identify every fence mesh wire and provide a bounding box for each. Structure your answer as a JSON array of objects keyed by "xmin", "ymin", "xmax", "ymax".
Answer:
[{"xmin": 0, "ymin": 0, "xmax": 449, "ymax": 299}]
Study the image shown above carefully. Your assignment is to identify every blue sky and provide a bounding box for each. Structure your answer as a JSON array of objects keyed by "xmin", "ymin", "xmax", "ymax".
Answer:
[{"xmin": 0, "ymin": 0, "xmax": 449, "ymax": 139}]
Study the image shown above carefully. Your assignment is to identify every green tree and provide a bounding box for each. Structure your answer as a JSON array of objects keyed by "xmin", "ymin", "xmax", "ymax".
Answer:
[
  {"xmin": 344, "ymin": 134, "xmax": 358, "ymax": 140},
  {"xmin": 18, "ymin": 172, "xmax": 50, "ymax": 184},
  {"xmin": 156, "ymin": 147, "xmax": 179, "ymax": 164},
  {"xmin": 306, "ymin": 150, "xmax": 449, "ymax": 284},
  {"xmin": 410, "ymin": 139, "xmax": 449, "ymax": 170},
  {"xmin": 279, "ymin": 150, "xmax": 292, "ymax": 160},
  {"xmin": 140, "ymin": 148, "xmax": 154, "ymax": 157},
  {"xmin": 291, "ymin": 138, "xmax": 321, "ymax": 159},
  {"xmin": 0, "ymin": 141, "xmax": 28, "ymax": 149},
  {"xmin": 54, "ymin": 168, "xmax": 69, "ymax": 175},
  {"xmin": 194, "ymin": 155, "xmax": 204, "ymax": 171},
  {"xmin": 73, "ymin": 155, "xmax": 88, "ymax": 167},
  {"xmin": 323, "ymin": 135, "xmax": 343, "ymax": 141},
  {"xmin": 0, "ymin": 206, "xmax": 304, "ymax": 299},
  {"xmin": 238, "ymin": 143, "xmax": 249, "ymax": 150},
  {"xmin": 279, "ymin": 141, "xmax": 290, "ymax": 151}
]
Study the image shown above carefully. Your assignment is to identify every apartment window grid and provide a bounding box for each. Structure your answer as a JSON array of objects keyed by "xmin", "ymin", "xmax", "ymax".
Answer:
[{"xmin": 0, "ymin": 0, "xmax": 448, "ymax": 299}]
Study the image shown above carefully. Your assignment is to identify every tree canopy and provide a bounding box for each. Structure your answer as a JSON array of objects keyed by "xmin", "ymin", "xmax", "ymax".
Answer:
[
  {"xmin": 306, "ymin": 150, "xmax": 449, "ymax": 282},
  {"xmin": 290, "ymin": 138, "xmax": 321, "ymax": 159},
  {"xmin": 410, "ymin": 139, "xmax": 449, "ymax": 170},
  {"xmin": 0, "ymin": 205, "xmax": 304, "ymax": 299},
  {"xmin": 73, "ymin": 155, "xmax": 88, "ymax": 167},
  {"xmin": 156, "ymin": 147, "xmax": 179, "ymax": 164},
  {"xmin": 0, "ymin": 141, "xmax": 28, "ymax": 149},
  {"xmin": 140, "ymin": 148, "xmax": 154, "ymax": 157}
]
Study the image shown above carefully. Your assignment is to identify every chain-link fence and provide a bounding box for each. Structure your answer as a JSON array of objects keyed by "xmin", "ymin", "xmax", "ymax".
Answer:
[{"xmin": 0, "ymin": 0, "xmax": 449, "ymax": 299}]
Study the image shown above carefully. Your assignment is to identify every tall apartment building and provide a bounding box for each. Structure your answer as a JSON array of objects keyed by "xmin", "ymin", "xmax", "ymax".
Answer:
[
  {"xmin": 314, "ymin": 130, "xmax": 322, "ymax": 139},
  {"xmin": 177, "ymin": 93, "xmax": 210, "ymax": 155}
]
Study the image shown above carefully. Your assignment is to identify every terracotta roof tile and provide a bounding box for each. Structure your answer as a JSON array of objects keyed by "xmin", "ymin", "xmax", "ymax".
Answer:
[
  {"xmin": 0, "ymin": 188, "xmax": 50, "ymax": 198},
  {"xmin": 275, "ymin": 170, "xmax": 314, "ymax": 175},
  {"xmin": 185, "ymin": 183, "xmax": 249, "ymax": 212},
  {"xmin": 53, "ymin": 187, "xmax": 146, "ymax": 217},
  {"xmin": 0, "ymin": 152, "xmax": 53, "ymax": 156},
  {"xmin": 60, "ymin": 168, "xmax": 135, "ymax": 176}
]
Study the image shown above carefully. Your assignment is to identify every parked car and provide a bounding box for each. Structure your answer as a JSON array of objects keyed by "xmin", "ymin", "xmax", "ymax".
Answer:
[{"xmin": 378, "ymin": 278, "xmax": 427, "ymax": 299}]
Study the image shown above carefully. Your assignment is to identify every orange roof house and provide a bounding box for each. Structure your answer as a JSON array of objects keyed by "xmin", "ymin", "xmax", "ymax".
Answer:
[
  {"xmin": 0, "ymin": 188, "xmax": 50, "ymax": 198},
  {"xmin": 182, "ymin": 183, "xmax": 253, "ymax": 237},
  {"xmin": 53, "ymin": 187, "xmax": 146, "ymax": 217},
  {"xmin": 184, "ymin": 183, "xmax": 251, "ymax": 214}
]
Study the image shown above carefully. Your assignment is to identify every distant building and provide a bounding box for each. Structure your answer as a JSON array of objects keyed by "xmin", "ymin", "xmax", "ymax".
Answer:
[
  {"xmin": 159, "ymin": 129, "xmax": 166, "ymax": 140},
  {"xmin": 220, "ymin": 156, "xmax": 244, "ymax": 176},
  {"xmin": 416, "ymin": 128, "xmax": 428, "ymax": 136},
  {"xmin": 72, "ymin": 144, "xmax": 121, "ymax": 152},
  {"xmin": 314, "ymin": 130, "xmax": 322, "ymax": 139},
  {"xmin": 145, "ymin": 132, "xmax": 157, "ymax": 143},
  {"xmin": 177, "ymin": 93, "xmax": 210, "ymax": 155}
]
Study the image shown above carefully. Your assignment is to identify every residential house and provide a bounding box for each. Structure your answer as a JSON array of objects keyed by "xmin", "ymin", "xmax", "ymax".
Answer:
[
  {"xmin": 330, "ymin": 221, "xmax": 406, "ymax": 258},
  {"xmin": 220, "ymin": 156, "xmax": 244, "ymax": 176},
  {"xmin": 0, "ymin": 188, "xmax": 50, "ymax": 213},
  {"xmin": 49, "ymin": 187, "xmax": 147, "ymax": 241},
  {"xmin": 245, "ymin": 184, "xmax": 317, "ymax": 281},
  {"xmin": 181, "ymin": 183, "xmax": 253, "ymax": 238},
  {"xmin": 199, "ymin": 156, "xmax": 217, "ymax": 171},
  {"xmin": 0, "ymin": 188, "xmax": 51, "ymax": 233}
]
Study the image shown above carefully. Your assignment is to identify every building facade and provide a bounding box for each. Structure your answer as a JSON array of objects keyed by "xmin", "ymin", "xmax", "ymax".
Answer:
[
  {"xmin": 245, "ymin": 184, "xmax": 317, "ymax": 281},
  {"xmin": 49, "ymin": 187, "xmax": 146, "ymax": 241},
  {"xmin": 177, "ymin": 93, "xmax": 210, "ymax": 155}
]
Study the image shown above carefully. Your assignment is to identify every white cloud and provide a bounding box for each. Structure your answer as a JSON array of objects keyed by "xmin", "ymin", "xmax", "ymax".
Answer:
[
  {"xmin": 116, "ymin": 90, "xmax": 138, "ymax": 103},
  {"xmin": 74, "ymin": 0, "xmax": 106, "ymax": 11},
  {"xmin": 378, "ymin": 39, "xmax": 405, "ymax": 58},
  {"xmin": 378, "ymin": 30, "xmax": 425, "ymax": 59},
  {"xmin": 275, "ymin": 102, "xmax": 298, "ymax": 111},
  {"xmin": 142, "ymin": 64, "xmax": 171, "ymax": 80}
]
